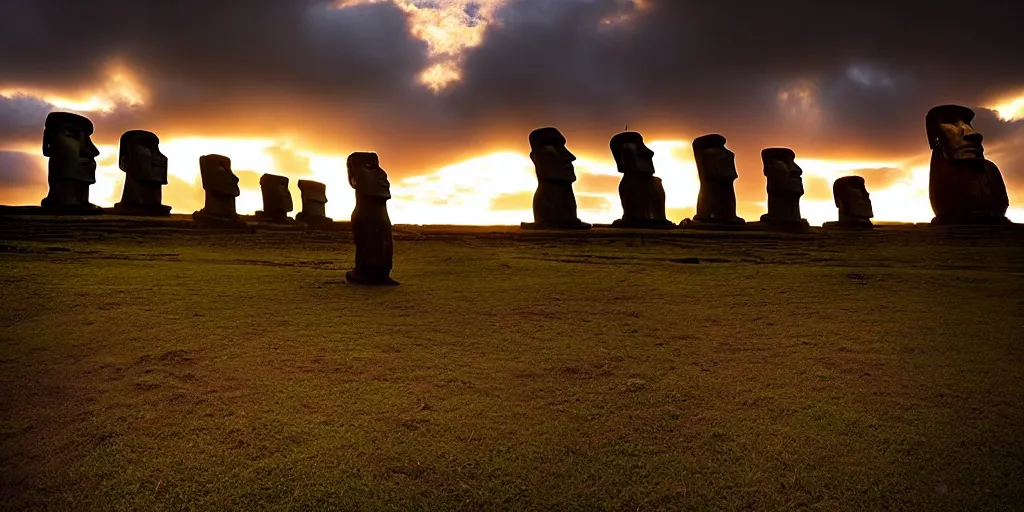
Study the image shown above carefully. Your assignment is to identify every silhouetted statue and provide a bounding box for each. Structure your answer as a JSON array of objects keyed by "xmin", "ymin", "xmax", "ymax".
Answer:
[
  {"xmin": 926, "ymin": 105, "xmax": 1010, "ymax": 224},
  {"xmin": 609, "ymin": 131, "xmax": 674, "ymax": 229},
  {"xmin": 113, "ymin": 130, "xmax": 171, "ymax": 216},
  {"xmin": 346, "ymin": 152, "xmax": 398, "ymax": 286},
  {"xmin": 296, "ymin": 179, "xmax": 334, "ymax": 227},
  {"xmin": 521, "ymin": 127, "xmax": 591, "ymax": 230},
  {"xmin": 823, "ymin": 176, "xmax": 874, "ymax": 229},
  {"xmin": 759, "ymin": 148, "xmax": 809, "ymax": 230},
  {"xmin": 254, "ymin": 173, "xmax": 293, "ymax": 222},
  {"xmin": 688, "ymin": 134, "xmax": 745, "ymax": 225},
  {"xmin": 40, "ymin": 112, "xmax": 102, "ymax": 213},
  {"xmin": 193, "ymin": 154, "xmax": 247, "ymax": 229}
]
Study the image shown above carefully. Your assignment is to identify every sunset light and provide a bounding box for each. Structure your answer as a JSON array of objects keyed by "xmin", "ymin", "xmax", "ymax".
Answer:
[
  {"xmin": 0, "ymin": 60, "xmax": 147, "ymax": 113},
  {"xmin": 989, "ymin": 92, "xmax": 1024, "ymax": 122},
  {"xmin": 4, "ymin": 130, "xmax": 995, "ymax": 226}
]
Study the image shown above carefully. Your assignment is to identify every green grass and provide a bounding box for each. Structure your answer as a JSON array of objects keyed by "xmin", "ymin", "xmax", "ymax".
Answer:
[{"xmin": 1, "ymin": 217, "xmax": 1023, "ymax": 511}]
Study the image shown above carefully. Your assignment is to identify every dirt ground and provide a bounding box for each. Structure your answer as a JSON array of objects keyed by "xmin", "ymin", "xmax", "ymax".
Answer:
[{"xmin": 1, "ymin": 215, "xmax": 1023, "ymax": 511}]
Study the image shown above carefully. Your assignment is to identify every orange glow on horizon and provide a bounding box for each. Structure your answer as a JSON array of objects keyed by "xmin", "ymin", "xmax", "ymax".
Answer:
[{"xmin": 6, "ymin": 134, "xmax": 1021, "ymax": 226}]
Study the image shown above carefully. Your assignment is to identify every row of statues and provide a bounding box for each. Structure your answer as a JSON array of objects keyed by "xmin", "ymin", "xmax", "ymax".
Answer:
[
  {"xmin": 522, "ymin": 105, "xmax": 1009, "ymax": 230},
  {"xmin": 34, "ymin": 104, "xmax": 1011, "ymax": 231},
  {"xmin": 191, "ymin": 151, "xmax": 398, "ymax": 286}
]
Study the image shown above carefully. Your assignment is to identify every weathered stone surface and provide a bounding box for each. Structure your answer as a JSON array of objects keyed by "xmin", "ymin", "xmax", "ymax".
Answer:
[
  {"xmin": 609, "ymin": 131, "xmax": 675, "ymax": 229},
  {"xmin": 758, "ymin": 147, "xmax": 809, "ymax": 231},
  {"xmin": 823, "ymin": 176, "xmax": 874, "ymax": 230},
  {"xmin": 346, "ymin": 152, "xmax": 398, "ymax": 285},
  {"xmin": 688, "ymin": 133, "xmax": 745, "ymax": 226},
  {"xmin": 193, "ymin": 154, "xmax": 248, "ymax": 229},
  {"xmin": 114, "ymin": 130, "xmax": 171, "ymax": 216},
  {"xmin": 296, "ymin": 179, "xmax": 334, "ymax": 228},
  {"xmin": 926, "ymin": 105, "xmax": 1010, "ymax": 225},
  {"xmin": 40, "ymin": 112, "xmax": 102, "ymax": 213},
  {"xmin": 255, "ymin": 173, "xmax": 293, "ymax": 223},
  {"xmin": 521, "ymin": 127, "xmax": 592, "ymax": 230}
]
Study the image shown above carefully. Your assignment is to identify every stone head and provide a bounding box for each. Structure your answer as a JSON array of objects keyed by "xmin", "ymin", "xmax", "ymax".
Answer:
[
  {"xmin": 347, "ymin": 152, "xmax": 391, "ymax": 199},
  {"xmin": 260, "ymin": 173, "xmax": 293, "ymax": 212},
  {"xmin": 529, "ymin": 127, "xmax": 577, "ymax": 181},
  {"xmin": 118, "ymin": 130, "xmax": 168, "ymax": 185},
  {"xmin": 833, "ymin": 176, "xmax": 874, "ymax": 219},
  {"xmin": 926, "ymin": 104, "xmax": 985, "ymax": 162},
  {"xmin": 762, "ymin": 147, "xmax": 804, "ymax": 198},
  {"xmin": 199, "ymin": 154, "xmax": 240, "ymax": 197},
  {"xmin": 692, "ymin": 134, "xmax": 737, "ymax": 183},
  {"xmin": 609, "ymin": 131, "xmax": 655, "ymax": 175},
  {"xmin": 42, "ymin": 112, "xmax": 100, "ymax": 182},
  {"xmin": 298, "ymin": 180, "xmax": 328, "ymax": 204}
]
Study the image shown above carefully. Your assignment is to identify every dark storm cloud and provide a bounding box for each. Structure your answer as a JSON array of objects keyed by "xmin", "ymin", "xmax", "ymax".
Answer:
[
  {"xmin": 1, "ymin": 0, "xmax": 1023, "ymax": 185},
  {"xmin": 454, "ymin": 0, "xmax": 1024, "ymax": 159},
  {"xmin": 0, "ymin": 150, "xmax": 44, "ymax": 186}
]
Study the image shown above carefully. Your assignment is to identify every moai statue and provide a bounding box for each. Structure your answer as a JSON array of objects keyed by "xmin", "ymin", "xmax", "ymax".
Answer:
[
  {"xmin": 609, "ymin": 131, "xmax": 674, "ymax": 229},
  {"xmin": 346, "ymin": 152, "xmax": 398, "ymax": 286},
  {"xmin": 684, "ymin": 134, "xmax": 745, "ymax": 227},
  {"xmin": 254, "ymin": 173, "xmax": 293, "ymax": 222},
  {"xmin": 823, "ymin": 176, "xmax": 874, "ymax": 230},
  {"xmin": 926, "ymin": 105, "xmax": 1010, "ymax": 224},
  {"xmin": 193, "ymin": 154, "xmax": 248, "ymax": 229},
  {"xmin": 758, "ymin": 147, "xmax": 809, "ymax": 231},
  {"xmin": 521, "ymin": 127, "xmax": 592, "ymax": 230},
  {"xmin": 114, "ymin": 130, "xmax": 171, "ymax": 216},
  {"xmin": 40, "ymin": 112, "xmax": 102, "ymax": 213},
  {"xmin": 295, "ymin": 179, "xmax": 334, "ymax": 228}
]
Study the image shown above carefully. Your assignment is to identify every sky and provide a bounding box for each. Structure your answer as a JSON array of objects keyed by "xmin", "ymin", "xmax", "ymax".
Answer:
[{"xmin": 1, "ymin": 0, "xmax": 1023, "ymax": 225}]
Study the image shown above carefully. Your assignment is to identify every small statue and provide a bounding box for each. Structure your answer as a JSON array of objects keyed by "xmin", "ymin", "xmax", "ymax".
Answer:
[
  {"xmin": 926, "ymin": 105, "xmax": 1010, "ymax": 224},
  {"xmin": 823, "ymin": 176, "xmax": 874, "ymax": 229},
  {"xmin": 685, "ymin": 134, "xmax": 745, "ymax": 226},
  {"xmin": 40, "ymin": 112, "xmax": 102, "ymax": 213},
  {"xmin": 296, "ymin": 179, "xmax": 334, "ymax": 228},
  {"xmin": 346, "ymin": 152, "xmax": 398, "ymax": 286},
  {"xmin": 609, "ymin": 131, "xmax": 674, "ymax": 229},
  {"xmin": 254, "ymin": 173, "xmax": 293, "ymax": 223},
  {"xmin": 758, "ymin": 147, "xmax": 809, "ymax": 230},
  {"xmin": 193, "ymin": 154, "xmax": 248, "ymax": 229},
  {"xmin": 114, "ymin": 130, "xmax": 171, "ymax": 216},
  {"xmin": 521, "ymin": 127, "xmax": 591, "ymax": 230}
]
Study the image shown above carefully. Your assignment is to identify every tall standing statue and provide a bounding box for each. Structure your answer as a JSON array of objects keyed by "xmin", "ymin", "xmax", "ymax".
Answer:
[
  {"xmin": 255, "ymin": 173, "xmax": 293, "ymax": 222},
  {"xmin": 609, "ymin": 131, "xmax": 674, "ymax": 229},
  {"xmin": 823, "ymin": 176, "xmax": 874, "ymax": 229},
  {"xmin": 926, "ymin": 105, "xmax": 1010, "ymax": 224},
  {"xmin": 346, "ymin": 152, "xmax": 398, "ymax": 286},
  {"xmin": 296, "ymin": 179, "xmax": 333, "ymax": 228},
  {"xmin": 759, "ymin": 147, "xmax": 809, "ymax": 230},
  {"xmin": 521, "ymin": 127, "xmax": 591, "ymax": 230},
  {"xmin": 40, "ymin": 112, "xmax": 102, "ymax": 213},
  {"xmin": 114, "ymin": 130, "xmax": 171, "ymax": 216},
  {"xmin": 193, "ymin": 154, "xmax": 247, "ymax": 229},
  {"xmin": 687, "ymin": 134, "xmax": 745, "ymax": 226}
]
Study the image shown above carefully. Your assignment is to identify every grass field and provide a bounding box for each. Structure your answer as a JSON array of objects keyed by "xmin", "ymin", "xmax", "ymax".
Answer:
[{"xmin": 1, "ymin": 216, "xmax": 1023, "ymax": 511}]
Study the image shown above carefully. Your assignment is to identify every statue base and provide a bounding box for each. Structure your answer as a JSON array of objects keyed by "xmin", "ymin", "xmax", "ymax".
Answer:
[
  {"xmin": 113, "ymin": 202, "xmax": 172, "ymax": 217},
  {"xmin": 346, "ymin": 270, "xmax": 399, "ymax": 286},
  {"xmin": 679, "ymin": 217, "xmax": 747, "ymax": 231},
  {"xmin": 193, "ymin": 210, "xmax": 252, "ymax": 230},
  {"xmin": 253, "ymin": 210, "xmax": 294, "ymax": 224},
  {"xmin": 610, "ymin": 218, "xmax": 677, "ymax": 230},
  {"xmin": 521, "ymin": 221, "xmax": 592, "ymax": 231},
  {"xmin": 38, "ymin": 198, "xmax": 105, "ymax": 215},
  {"xmin": 822, "ymin": 221, "xmax": 874, "ymax": 231},
  {"xmin": 751, "ymin": 216, "xmax": 811, "ymax": 233},
  {"xmin": 930, "ymin": 215, "xmax": 1012, "ymax": 226},
  {"xmin": 296, "ymin": 213, "xmax": 339, "ymax": 230}
]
